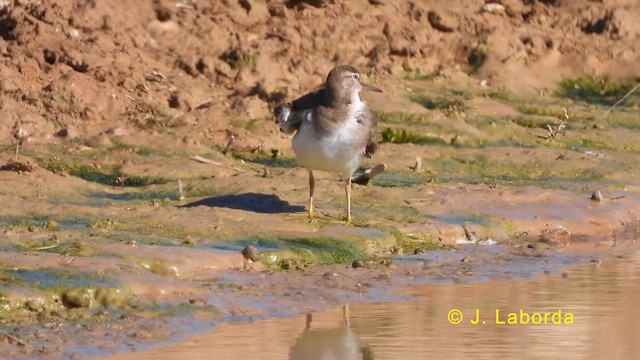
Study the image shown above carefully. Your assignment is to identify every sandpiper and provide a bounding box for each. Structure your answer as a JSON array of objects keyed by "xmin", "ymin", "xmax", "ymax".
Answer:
[{"xmin": 274, "ymin": 65, "xmax": 382, "ymax": 222}]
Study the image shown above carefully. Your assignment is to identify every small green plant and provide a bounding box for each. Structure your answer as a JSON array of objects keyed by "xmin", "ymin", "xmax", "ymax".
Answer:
[
  {"xmin": 409, "ymin": 94, "xmax": 467, "ymax": 113},
  {"xmin": 402, "ymin": 68, "xmax": 433, "ymax": 81},
  {"xmin": 514, "ymin": 104, "xmax": 559, "ymax": 117},
  {"xmin": 221, "ymin": 48, "xmax": 259, "ymax": 70},
  {"xmin": 124, "ymin": 101, "xmax": 178, "ymax": 129},
  {"xmin": 510, "ymin": 117, "xmax": 555, "ymax": 129},
  {"xmin": 557, "ymin": 75, "xmax": 638, "ymax": 105},
  {"xmin": 380, "ymin": 127, "xmax": 448, "ymax": 145},
  {"xmin": 374, "ymin": 111, "xmax": 428, "ymax": 125}
]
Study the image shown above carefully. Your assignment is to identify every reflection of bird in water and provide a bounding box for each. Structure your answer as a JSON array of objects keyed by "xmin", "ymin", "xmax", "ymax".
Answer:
[{"xmin": 289, "ymin": 304, "xmax": 374, "ymax": 360}]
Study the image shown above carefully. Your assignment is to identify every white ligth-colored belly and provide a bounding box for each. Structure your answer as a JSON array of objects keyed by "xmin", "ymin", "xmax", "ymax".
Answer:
[{"xmin": 292, "ymin": 111, "xmax": 364, "ymax": 177}]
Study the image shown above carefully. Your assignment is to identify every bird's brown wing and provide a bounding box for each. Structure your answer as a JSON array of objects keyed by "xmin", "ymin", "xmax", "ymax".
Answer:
[
  {"xmin": 274, "ymin": 88, "xmax": 326, "ymax": 134},
  {"xmin": 290, "ymin": 88, "xmax": 326, "ymax": 111},
  {"xmin": 364, "ymin": 126, "xmax": 380, "ymax": 158},
  {"xmin": 363, "ymin": 109, "xmax": 379, "ymax": 158}
]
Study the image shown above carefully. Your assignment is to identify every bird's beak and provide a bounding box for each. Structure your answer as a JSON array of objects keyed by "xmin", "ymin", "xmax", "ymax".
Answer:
[{"xmin": 360, "ymin": 81, "xmax": 383, "ymax": 93}]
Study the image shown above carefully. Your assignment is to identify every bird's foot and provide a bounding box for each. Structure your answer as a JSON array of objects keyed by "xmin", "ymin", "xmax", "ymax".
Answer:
[
  {"xmin": 287, "ymin": 211, "xmax": 331, "ymax": 222},
  {"xmin": 307, "ymin": 211, "xmax": 318, "ymax": 224}
]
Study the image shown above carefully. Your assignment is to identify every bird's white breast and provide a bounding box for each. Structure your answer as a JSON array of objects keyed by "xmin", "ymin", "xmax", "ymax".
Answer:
[{"xmin": 292, "ymin": 100, "xmax": 367, "ymax": 177}]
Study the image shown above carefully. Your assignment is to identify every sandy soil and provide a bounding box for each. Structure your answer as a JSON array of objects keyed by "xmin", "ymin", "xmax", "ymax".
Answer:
[{"xmin": 1, "ymin": 0, "xmax": 640, "ymax": 358}]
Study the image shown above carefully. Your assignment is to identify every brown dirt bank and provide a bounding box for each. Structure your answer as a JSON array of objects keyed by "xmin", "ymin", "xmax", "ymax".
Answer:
[
  {"xmin": 1, "ymin": 0, "xmax": 639, "ymax": 148},
  {"xmin": 1, "ymin": 0, "xmax": 640, "ymax": 358}
]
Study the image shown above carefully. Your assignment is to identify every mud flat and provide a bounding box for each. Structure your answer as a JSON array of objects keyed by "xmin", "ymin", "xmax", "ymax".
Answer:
[{"xmin": 2, "ymin": 0, "xmax": 640, "ymax": 358}]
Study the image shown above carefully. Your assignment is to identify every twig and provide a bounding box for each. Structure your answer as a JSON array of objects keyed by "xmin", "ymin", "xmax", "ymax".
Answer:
[
  {"xmin": 351, "ymin": 163, "xmax": 387, "ymax": 185},
  {"xmin": 5, "ymin": 334, "xmax": 31, "ymax": 349},
  {"xmin": 539, "ymin": 107, "xmax": 568, "ymax": 140},
  {"xmin": 188, "ymin": 155, "xmax": 246, "ymax": 173},
  {"xmin": 604, "ymin": 82, "xmax": 640, "ymax": 117},
  {"xmin": 32, "ymin": 244, "xmax": 59, "ymax": 251},
  {"xmin": 590, "ymin": 189, "xmax": 626, "ymax": 202},
  {"xmin": 189, "ymin": 155, "xmax": 223, "ymax": 166}
]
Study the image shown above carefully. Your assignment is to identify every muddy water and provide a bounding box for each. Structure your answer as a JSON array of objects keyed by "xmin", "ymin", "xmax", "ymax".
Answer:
[{"xmin": 105, "ymin": 250, "xmax": 640, "ymax": 360}]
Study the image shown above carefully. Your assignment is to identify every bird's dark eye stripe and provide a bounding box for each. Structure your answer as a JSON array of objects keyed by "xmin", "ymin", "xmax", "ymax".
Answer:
[{"xmin": 352, "ymin": 73, "xmax": 359, "ymax": 79}]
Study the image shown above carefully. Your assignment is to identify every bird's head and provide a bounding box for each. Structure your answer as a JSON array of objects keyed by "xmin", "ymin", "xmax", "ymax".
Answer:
[{"xmin": 325, "ymin": 65, "xmax": 382, "ymax": 105}]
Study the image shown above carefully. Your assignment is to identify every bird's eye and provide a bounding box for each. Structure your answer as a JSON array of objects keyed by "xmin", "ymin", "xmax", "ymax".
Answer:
[{"xmin": 352, "ymin": 73, "xmax": 359, "ymax": 80}]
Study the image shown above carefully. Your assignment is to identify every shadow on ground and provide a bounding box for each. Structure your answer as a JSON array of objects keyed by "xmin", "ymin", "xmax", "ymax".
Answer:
[{"xmin": 181, "ymin": 193, "xmax": 304, "ymax": 214}]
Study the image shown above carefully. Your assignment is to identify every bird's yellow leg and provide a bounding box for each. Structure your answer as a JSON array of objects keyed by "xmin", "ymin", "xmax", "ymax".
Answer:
[
  {"xmin": 308, "ymin": 170, "xmax": 315, "ymax": 219},
  {"xmin": 344, "ymin": 177, "xmax": 352, "ymax": 224}
]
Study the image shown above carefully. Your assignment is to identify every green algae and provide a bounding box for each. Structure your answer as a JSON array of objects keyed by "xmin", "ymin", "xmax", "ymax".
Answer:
[
  {"xmin": 45, "ymin": 163, "xmax": 169, "ymax": 187},
  {"xmin": 57, "ymin": 286, "xmax": 124, "ymax": 308},
  {"xmin": 264, "ymin": 237, "xmax": 364, "ymax": 267},
  {"xmin": 422, "ymin": 148, "xmax": 606, "ymax": 190},
  {"xmin": 136, "ymin": 258, "xmax": 181, "ymax": 278},
  {"xmin": 234, "ymin": 236, "xmax": 367, "ymax": 270},
  {"xmin": 392, "ymin": 231, "xmax": 447, "ymax": 255},
  {"xmin": 370, "ymin": 172, "xmax": 430, "ymax": 188},
  {"xmin": 0, "ymin": 215, "xmax": 93, "ymax": 233},
  {"xmin": 132, "ymin": 301, "xmax": 220, "ymax": 319},
  {"xmin": 0, "ymin": 286, "xmax": 129, "ymax": 326},
  {"xmin": 18, "ymin": 238, "xmax": 91, "ymax": 257}
]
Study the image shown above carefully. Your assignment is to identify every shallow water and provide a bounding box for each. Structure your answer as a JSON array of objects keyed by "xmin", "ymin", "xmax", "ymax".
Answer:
[{"xmin": 106, "ymin": 250, "xmax": 640, "ymax": 360}]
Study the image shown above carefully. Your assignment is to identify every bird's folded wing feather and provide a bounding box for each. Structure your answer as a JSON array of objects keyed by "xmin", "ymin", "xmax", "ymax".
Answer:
[{"xmin": 274, "ymin": 88, "xmax": 326, "ymax": 134}]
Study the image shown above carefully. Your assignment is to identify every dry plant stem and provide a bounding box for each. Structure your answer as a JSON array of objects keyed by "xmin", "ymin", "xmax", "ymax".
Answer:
[
  {"xmin": 188, "ymin": 155, "xmax": 246, "ymax": 173},
  {"xmin": 410, "ymin": 156, "xmax": 422, "ymax": 171},
  {"xmin": 540, "ymin": 108, "xmax": 568, "ymax": 140},
  {"xmin": 177, "ymin": 179, "xmax": 185, "ymax": 200},
  {"xmin": 189, "ymin": 155, "xmax": 222, "ymax": 166},
  {"xmin": 604, "ymin": 82, "xmax": 640, "ymax": 117}
]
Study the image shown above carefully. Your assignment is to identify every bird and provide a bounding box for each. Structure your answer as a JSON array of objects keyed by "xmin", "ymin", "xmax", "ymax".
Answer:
[
  {"xmin": 12, "ymin": 120, "xmax": 29, "ymax": 156},
  {"xmin": 274, "ymin": 65, "xmax": 382, "ymax": 223}
]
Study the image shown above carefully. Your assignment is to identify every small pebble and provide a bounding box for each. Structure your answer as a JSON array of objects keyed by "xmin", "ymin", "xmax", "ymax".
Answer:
[
  {"xmin": 414, "ymin": 248, "xmax": 427, "ymax": 255},
  {"xmin": 43, "ymin": 220, "xmax": 58, "ymax": 230},
  {"xmin": 188, "ymin": 298, "xmax": 207, "ymax": 306}
]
